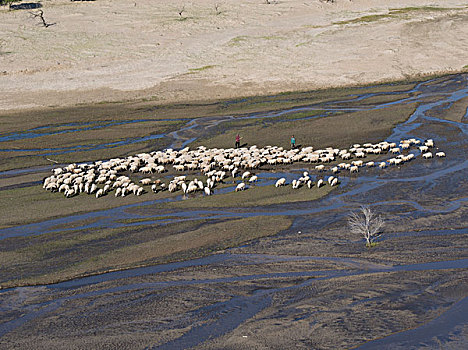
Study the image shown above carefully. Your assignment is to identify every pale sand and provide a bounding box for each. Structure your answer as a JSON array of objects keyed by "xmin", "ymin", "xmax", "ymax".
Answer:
[{"xmin": 0, "ymin": 0, "xmax": 467, "ymax": 111}]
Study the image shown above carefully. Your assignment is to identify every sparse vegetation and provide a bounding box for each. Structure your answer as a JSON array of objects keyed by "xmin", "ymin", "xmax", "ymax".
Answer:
[
  {"xmin": 334, "ymin": 6, "xmax": 456, "ymax": 26},
  {"xmin": 188, "ymin": 65, "xmax": 216, "ymax": 73},
  {"xmin": 0, "ymin": 0, "xmax": 18, "ymax": 6}
]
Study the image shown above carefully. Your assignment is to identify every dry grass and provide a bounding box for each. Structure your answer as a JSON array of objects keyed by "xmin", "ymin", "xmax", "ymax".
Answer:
[
  {"xmin": 0, "ymin": 216, "xmax": 291, "ymax": 288},
  {"xmin": 192, "ymin": 102, "xmax": 418, "ymax": 150},
  {"xmin": 165, "ymin": 183, "xmax": 334, "ymax": 209}
]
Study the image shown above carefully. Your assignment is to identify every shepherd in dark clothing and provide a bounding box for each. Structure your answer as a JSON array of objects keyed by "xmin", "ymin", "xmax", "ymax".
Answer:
[{"xmin": 235, "ymin": 134, "xmax": 242, "ymax": 148}]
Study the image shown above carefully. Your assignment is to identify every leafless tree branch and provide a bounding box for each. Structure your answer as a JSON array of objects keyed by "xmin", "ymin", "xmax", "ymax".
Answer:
[
  {"xmin": 29, "ymin": 9, "xmax": 55, "ymax": 28},
  {"xmin": 214, "ymin": 3, "xmax": 221, "ymax": 15},
  {"xmin": 348, "ymin": 205, "xmax": 385, "ymax": 246},
  {"xmin": 178, "ymin": 5, "xmax": 185, "ymax": 17}
]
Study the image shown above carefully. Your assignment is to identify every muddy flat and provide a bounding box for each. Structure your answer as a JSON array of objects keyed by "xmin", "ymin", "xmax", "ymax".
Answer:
[{"xmin": 0, "ymin": 74, "xmax": 467, "ymax": 349}]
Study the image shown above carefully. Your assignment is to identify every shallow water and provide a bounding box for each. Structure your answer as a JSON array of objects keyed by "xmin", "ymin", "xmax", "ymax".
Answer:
[
  {"xmin": 355, "ymin": 296, "xmax": 468, "ymax": 349},
  {"xmin": 1, "ymin": 74, "xmax": 467, "ymax": 348}
]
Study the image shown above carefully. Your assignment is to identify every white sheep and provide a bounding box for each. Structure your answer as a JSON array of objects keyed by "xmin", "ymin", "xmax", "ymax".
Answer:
[
  {"xmin": 436, "ymin": 152, "xmax": 446, "ymax": 157},
  {"xmin": 249, "ymin": 175, "xmax": 258, "ymax": 182},
  {"xmin": 140, "ymin": 178, "xmax": 152, "ymax": 185},
  {"xmin": 275, "ymin": 178, "xmax": 286, "ymax": 187},
  {"xmin": 235, "ymin": 183, "xmax": 246, "ymax": 192},
  {"xmin": 422, "ymin": 152, "xmax": 433, "ymax": 159},
  {"xmin": 317, "ymin": 179, "xmax": 324, "ymax": 188},
  {"xmin": 315, "ymin": 165, "xmax": 325, "ymax": 171}
]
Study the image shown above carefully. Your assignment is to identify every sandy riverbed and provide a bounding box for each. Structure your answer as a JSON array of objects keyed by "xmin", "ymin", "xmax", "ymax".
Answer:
[{"xmin": 0, "ymin": 0, "xmax": 467, "ymax": 111}]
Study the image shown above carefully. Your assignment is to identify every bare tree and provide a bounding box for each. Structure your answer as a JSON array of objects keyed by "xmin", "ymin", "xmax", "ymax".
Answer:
[
  {"xmin": 178, "ymin": 4, "xmax": 185, "ymax": 18},
  {"xmin": 29, "ymin": 10, "xmax": 55, "ymax": 28},
  {"xmin": 348, "ymin": 205, "xmax": 385, "ymax": 247},
  {"xmin": 214, "ymin": 3, "xmax": 221, "ymax": 15}
]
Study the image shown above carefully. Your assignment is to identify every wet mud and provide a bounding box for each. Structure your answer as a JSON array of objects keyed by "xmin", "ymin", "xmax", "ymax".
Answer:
[{"xmin": 0, "ymin": 74, "xmax": 467, "ymax": 349}]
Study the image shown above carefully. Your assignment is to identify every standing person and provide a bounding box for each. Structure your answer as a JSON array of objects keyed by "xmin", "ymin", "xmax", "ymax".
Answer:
[
  {"xmin": 235, "ymin": 133, "xmax": 242, "ymax": 148},
  {"xmin": 291, "ymin": 135, "xmax": 296, "ymax": 149}
]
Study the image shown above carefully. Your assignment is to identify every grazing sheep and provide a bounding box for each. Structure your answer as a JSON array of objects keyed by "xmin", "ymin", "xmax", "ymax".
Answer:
[
  {"xmin": 330, "ymin": 178, "xmax": 339, "ymax": 187},
  {"xmin": 425, "ymin": 139, "xmax": 434, "ymax": 147},
  {"xmin": 65, "ymin": 189, "xmax": 76, "ymax": 198},
  {"xmin": 140, "ymin": 178, "xmax": 152, "ymax": 185},
  {"xmin": 249, "ymin": 175, "xmax": 258, "ymax": 182},
  {"xmin": 45, "ymin": 136, "xmax": 444, "ymax": 201},
  {"xmin": 400, "ymin": 143, "xmax": 410, "ymax": 150},
  {"xmin": 204, "ymin": 187, "xmax": 212, "ymax": 196},
  {"xmin": 292, "ymin": 179, "xmax": 302, "ymax": 189},
  {"xmin": 422, "ymin": 152, "xmax": 433, "ymax": 159},
  {"xmin": 168, "ymin": 182, "xmax": 178, "ymax": 192},
  {"xmin": 235, "ymin": 183, "xmax": 246, "ymax": 192},
  {"xmin": 90, "ymin": 184, "xmax": 97, "ymax": 194},
  {"xmin": 186, "ymin": 183, "xmax": 198, "ymax": 194},
  {"xmin": 315, "ymin": 165, "xmax": 325, "ymax": 171},
  {"xmin": 275, "ymin": 178, "xmax": 286, "ymax": 187},
  {"xmin": 317, "ymin": 179, "xmax": 324, "ymax": 188}
]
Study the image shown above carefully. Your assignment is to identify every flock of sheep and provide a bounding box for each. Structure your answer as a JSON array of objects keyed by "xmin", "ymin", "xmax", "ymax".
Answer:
[{"xmin": 42, "ymin": 138, "xmax": 444, "ymax": 199}]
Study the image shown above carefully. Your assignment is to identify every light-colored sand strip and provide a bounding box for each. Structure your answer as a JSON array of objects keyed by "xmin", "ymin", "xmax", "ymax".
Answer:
[{"xmin": 0, "ymin": 0, "xmax": 467, "ymax": 111}]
